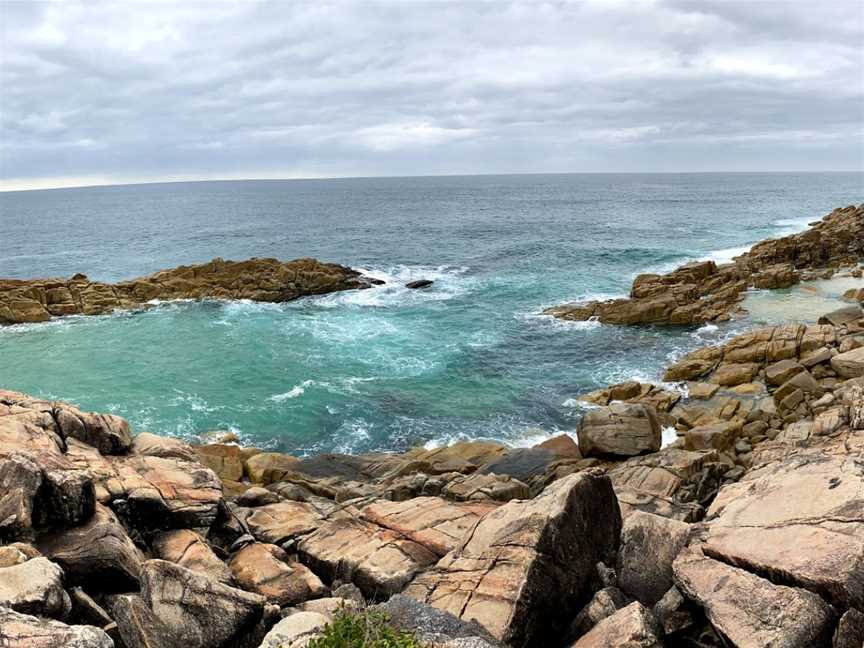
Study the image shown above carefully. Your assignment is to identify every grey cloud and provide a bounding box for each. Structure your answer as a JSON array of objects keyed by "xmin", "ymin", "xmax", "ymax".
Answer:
[{"xmin": 1, "ymin": 0, "xmax": 863, "ymax": 189}]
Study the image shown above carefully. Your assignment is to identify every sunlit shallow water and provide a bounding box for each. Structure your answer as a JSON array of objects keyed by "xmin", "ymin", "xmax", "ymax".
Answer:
[{"xmin": 1, "ymin": 173, "xmax": 861, "ymax": 453}]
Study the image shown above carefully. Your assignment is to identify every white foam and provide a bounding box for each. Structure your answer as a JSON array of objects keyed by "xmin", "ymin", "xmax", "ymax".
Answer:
[
  {"xmin": 269, "ymin": 380, "xmax": 315, "ymax": 401},
  {"xmin": 661, "ymin": 426, "xmax": 679, "ymax": 449},
  {"xmin": 703, "ymin": 245, "xmax": 751, "ymax": 265}
]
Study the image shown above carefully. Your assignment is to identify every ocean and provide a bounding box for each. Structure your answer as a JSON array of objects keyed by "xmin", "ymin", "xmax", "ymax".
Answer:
[{"xmin": 1, "ymin": 173, "xmax": 862, "ymax": 454}]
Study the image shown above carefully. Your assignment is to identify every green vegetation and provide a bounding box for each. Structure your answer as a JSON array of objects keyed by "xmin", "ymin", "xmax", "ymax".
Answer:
[{"xmin": 305, "ymin": 609, "xmax": 422, "ymax": 648}]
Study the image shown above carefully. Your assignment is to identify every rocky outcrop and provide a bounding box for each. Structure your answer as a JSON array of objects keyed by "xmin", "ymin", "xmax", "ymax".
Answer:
[
  {"xmin": 578, "ymin": 402, "xmax": 662, "ymax": 457},
  {"xmin": 673, "ymin": 549, "xmax": 835, "ymax": 647},
  {"xmin": 0, "ymin": 606, "xmax": 114, "ymax": 647},
  {"xmin": 0, "ymin": 257, "xmax": 376, "ymax": 325},
  {"xmin": 546, "ymin": 204, "xmax": 864, "ymax": 326},
  {"xmin": 406, "ymin": 472, "xmax": 622, "ymax": 648}
]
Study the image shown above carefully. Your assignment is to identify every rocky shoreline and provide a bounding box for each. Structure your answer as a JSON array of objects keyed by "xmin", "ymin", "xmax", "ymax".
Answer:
[
  {"xmin": 0, "ymin": 257, "xmax": 377, "ymax": 325},
  {"xmin": 545, "ymin": 203, "xmax": 863, "ymax": 325},
  {"xmin": 1, "ymin": 206, "xmax": 864, "ymax": 647}
]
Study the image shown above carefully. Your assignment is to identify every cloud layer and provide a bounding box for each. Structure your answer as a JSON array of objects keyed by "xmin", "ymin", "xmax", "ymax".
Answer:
[{"xmin": 2, "ymin": 1, "xmax": 863, "ymax": 189}]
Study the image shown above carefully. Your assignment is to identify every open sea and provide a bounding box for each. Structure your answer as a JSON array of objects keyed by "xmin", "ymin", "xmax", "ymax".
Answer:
[{"xmin": 1, "ymin": 173, "xmax": 862, "ymax": 454}]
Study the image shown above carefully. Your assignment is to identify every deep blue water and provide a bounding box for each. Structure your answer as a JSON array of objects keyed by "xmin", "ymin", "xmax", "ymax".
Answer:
[{"xmin": 1, "ymin": 173, "xmax": 862, "ymax": 453}]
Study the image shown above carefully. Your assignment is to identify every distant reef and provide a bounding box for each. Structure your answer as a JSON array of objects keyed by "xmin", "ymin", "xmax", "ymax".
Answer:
[
  {"xmin": 545, "ymin": 203, "xmax": 864, "ymax": 326},
  {"xmin": 0, "ymin": 257, "xmax": 378, "ymax": 325}
]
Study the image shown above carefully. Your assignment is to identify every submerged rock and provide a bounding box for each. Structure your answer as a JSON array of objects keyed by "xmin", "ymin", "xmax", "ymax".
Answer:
[{"xmin": 405, "ymin": 279, "xmax": 434, "ymax": 289}]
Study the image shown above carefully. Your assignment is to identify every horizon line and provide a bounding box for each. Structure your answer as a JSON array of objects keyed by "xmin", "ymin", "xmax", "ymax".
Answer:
[{"xmin": 2, "ymin": 169, "xmax": 863, "ymax": 195}]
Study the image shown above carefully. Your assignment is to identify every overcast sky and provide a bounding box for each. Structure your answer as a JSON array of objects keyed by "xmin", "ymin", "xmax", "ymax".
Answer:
[{"xmin": 1, "ymin": 1, "xmax": 863, "ymax": 190}]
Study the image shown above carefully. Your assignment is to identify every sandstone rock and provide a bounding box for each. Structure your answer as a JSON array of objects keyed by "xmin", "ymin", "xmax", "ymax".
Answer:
[
  {"xmin": 440, "ymin": 472, "xmax": 530, "ymax": 502},
  {"xmin": 819, "ymin": 304, "xmax": 864, "ymax": 327},
  {"xmin": 361, "ymin": 497, "xmax": 497, "ymax": 557},
  {"xmin": 196, "ymin": 443, "xmax": 244, "ymax": 482},
  {"xmin": 139, "ymin": 559, "xmax": 265, "ymax": 648},
  {"xmin": 673, "ymin": 549, "xmax": 834, "ymax": 647},
  {"xmin": 152, "ymin": 529, "xmax": 233, "ymax": 585},
  {"xmin": 832, "ymin": 347, "xmax": 864, "ymax": 378},
  {"xmin": 578, "ymin": 402, "xmax": 661, "ymax": 457},
  {"xmin": 617, "ymin": 511, "xmax": 691, "ymax": 605},
  {"xmin": 0, "ymin": 606, "xmax": 113, "ymax": 647},
  {"xmin": 569, "ymin": 602, "xmax": 662, "ymax": 648},
  {"xmin": 54, "ymin": 403, "xmax": 133, "ymax": 455},
  {"xmin": 608, "ymin": 448, "xmax": 722, "ymax": 522},
  {"xmin": 229, "ymin": 543, "xmax": 325, "ymax": 606},
  {"xmin": 684, "ymin": 421, "xmax": 739, "ymax": 452},
  {"xmin": 765, "ymin": 359, "xmax": 805, "ymax": 386},
  {"xmin": 0, "ymin": 257, "xmax": 375, "ymax": 325},
  {"xmin": 566, "ymin": 587, "xmax": 628, "ymax": 640},
  {"xmin": 406, "ymin": 472, "xmax": 622, "ymax": 648},
  {"xmin": 478, "ymin": 447, "xmax": 558, "ymax": 483},
  {"xmin": 257, "ymin": 611, "xmax": 328, "ymax": 648},
  {"xmin": 686, "ymin": 382, "xmax": 719, "ymax": 399},
  {"xmin": 131, "ymin": 432, "xmax": 198, "ymax": 461},
  {"xmin": 106, "ymin": 591, "xmax": 188, "ymax": 648},
  {"xmin": 38, "ymin": 503, "xmax": 144, "ymax": 591},
  {"xmin": 834, "ymin": 609, "xmax": 864, "ymax": 648},
  {"xmin": 298, "ymin": 516, "xmax": 439, "ymax": 598},
  {"xmin": 0, "ymin": 556, "xmax": 71, "ymax": 619},
  {"xmin": 98, "ymin": 454, "xmax": 222, "ymax": 530},
  {"xmin": 703, "ymin": 453, "xmax": 864, "ymax": 608},
  {"xmin": 245, "ymin": 452, "xmax": 301, "ymax": 484},
  {"xmin": 397, "ymin": 441, "xmax": 508, "ymax": 476},
  {"xmin": 246, "ymin": 500, "xmax": 326, "ymax": 545},
  {"xmin": 710, "ymin": 362, "xmax": 759, "ymax": 386},
  {"xmin": 236, "ymin": 486, "xmax": 281, "ymax": 507},
  {"xmin": 0, "ymin": 454, "xmax": 42, "ymax": 540}
]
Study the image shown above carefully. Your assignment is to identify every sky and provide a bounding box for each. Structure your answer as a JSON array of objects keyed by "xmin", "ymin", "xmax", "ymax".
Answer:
[{"xmin": 1, "ymin": 1, "xmax": 863, "ymax": 191}]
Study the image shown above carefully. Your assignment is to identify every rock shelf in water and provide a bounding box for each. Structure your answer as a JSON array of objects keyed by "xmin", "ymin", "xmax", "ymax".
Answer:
[
  {"xmin": 0, "ymin": 257, "xmax": 376, "ymax": 325},
  {"xmin": 545, "ymin": 203, "xmax": 864, "ymax": 326}
]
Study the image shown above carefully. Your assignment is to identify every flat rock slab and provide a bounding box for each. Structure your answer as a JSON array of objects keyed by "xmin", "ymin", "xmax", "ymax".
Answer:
[
  {"xmin": 673, "ymin": 550, "xmax": 834, "ymax": 647},
  {"xmin": 405, "ymin": 472, "xmax": 621, "ymax": 648},
  {"xmin": 361, "ymin": 497, "xmax": 497, "ymax": 557},
  {"xmin": 0, "ymin": 606, "xmax": 113, "ymax": 648},
  {"xmin": 229, "ymin": 542, "xmax": 325, "ymax": 606},
  {"xmin": 246, "ymin": 500, "xmax": 327, "ymax": 545},
  {"xmin": 703, "ymin": 453, "xmax": 864, "ymax": 609},
  {"xmin": 298, "ymin": 516, "xmax": 439, "ymax": 598}
]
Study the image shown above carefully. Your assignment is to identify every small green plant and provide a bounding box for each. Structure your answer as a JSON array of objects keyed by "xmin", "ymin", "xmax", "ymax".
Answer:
[{"xmin": 305, "ymin": 609, "xmax": 422, "ymax": 648}]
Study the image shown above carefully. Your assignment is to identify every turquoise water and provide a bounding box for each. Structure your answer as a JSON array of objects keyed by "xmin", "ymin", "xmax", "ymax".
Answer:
[{"xmin": 1, "ymin": 174, "xmax": 862, "ymax": 453}]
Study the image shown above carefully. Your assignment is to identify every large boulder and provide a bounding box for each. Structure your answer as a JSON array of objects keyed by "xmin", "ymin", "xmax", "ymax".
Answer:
[
  {"xmin": 568, "ymin": 602, "xmax": 662, "ymax": 648},
  {"xmin": 195, "ymin": 444, "xmax": 244, "ymax": 482},
  {"xmin": 0, "ymin": 557, "xmax": 71, "ymax": 619},
  {"xmin": 246, "ymin": 500, "xmax": 326, "ymax": 545},
  {"xmin": 257, "ymin": 611, "xmax": 329, "ymax": 648},
  {"xmin": 361, "ymin": 497, "xmax": 497, "ymax": 557},
  {"xmin": 298, "ymin": 516, "xmax": 439, "ymax": 598},
  {"xmin": 228, "ymin": 543, "xmax": 325, "ymax": 606},
  {"xmin": 152, "ymin": 529, "xmax": 233, "ymax": 585},
  {"xmin": 832, "ymin": 347, "xmax": 864, "ymax": 379},
  {"xmin": 0, "ymin": 454, "xmax": 42, "ymax": 540},
  {"xmin": 616, "ymin": 511, "xmax": 691, "ymax": 605},
  {"xmin": 0, "ymin": 606, "xmax": 113, "ymax": 647},
  {"xmin": 405, "ymin": 472, "xmax": 622, "ymax": 648},
  {"xmin": 54, "ymin": 402, "xmax": 133, "ymax": 455},
  {"xmin": 578, "ymin": 403, "xmax": 661, "ymax": 457},
  {"xmin": 138, "ymin": 559, "xmax": 266, "ymax": 648},
  {"xmin": 37, "ymin": 503, "xmax": 144, "ymax": 591},
  {"xmin": 702, "ymin": 453, "xmax": 864, "ymax": 609},
  {"xmin": 673, "ymin": 550, "xmax": 834, "ymax": 647}
]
